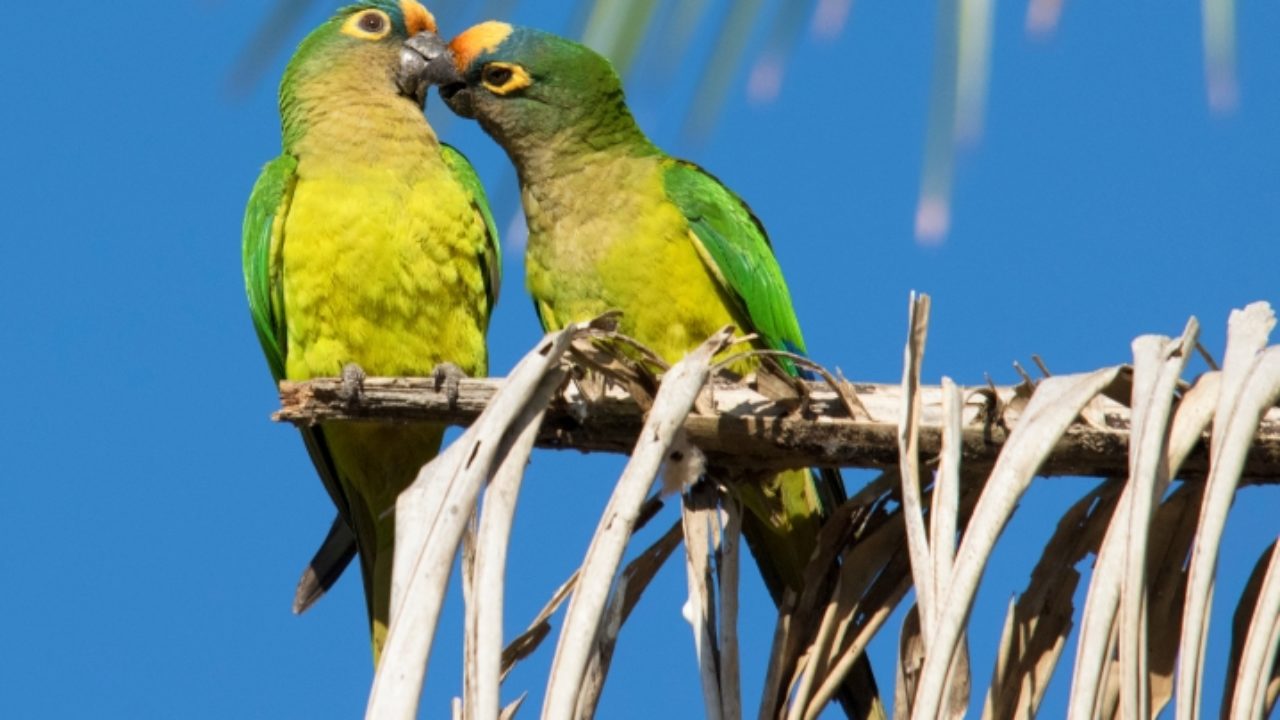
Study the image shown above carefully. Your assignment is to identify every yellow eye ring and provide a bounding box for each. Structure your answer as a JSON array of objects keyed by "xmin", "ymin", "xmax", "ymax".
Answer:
[
  {"xmin": 341, "ymin": 9, "xmax": 392, "ymax": 41},
  {"xmin": 481, "ymin": 62, "xmax": 533, "ymax": 95}
]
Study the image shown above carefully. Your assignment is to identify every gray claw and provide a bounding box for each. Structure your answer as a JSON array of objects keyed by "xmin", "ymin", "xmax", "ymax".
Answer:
[
  {"xmin": 431, "ymin": 362, "xmax": 468, "ymax": 409},
  {"xmin": 339, "ymin": 363, "xmax": 367, "ymax": 406}
]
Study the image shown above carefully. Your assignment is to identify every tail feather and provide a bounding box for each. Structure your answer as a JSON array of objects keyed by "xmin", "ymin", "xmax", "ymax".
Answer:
[{"xmin": 293, "ymin": 515, "xmax": 359, "ymax": 615}]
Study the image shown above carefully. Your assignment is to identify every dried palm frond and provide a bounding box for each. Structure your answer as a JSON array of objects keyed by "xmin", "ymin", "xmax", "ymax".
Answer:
[{"xmin": 277, "ymin": 299, "xmax": 1280, "ymax": 719}]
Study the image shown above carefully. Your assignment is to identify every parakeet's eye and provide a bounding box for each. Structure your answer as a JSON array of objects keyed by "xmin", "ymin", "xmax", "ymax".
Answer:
[
  {"xmin": 480, "ymin": 62, "xmax": 533, "ymax": 96},
  {"xmin": 359, "ymin": 12, "xmax": 385, "ymax": 33},
  {"xmin": 341, "ymin": 9, "xmax": 393, "ymax": 41},
  {"xmin": 483, "ymin": 66, "xmax": 512, "ymax": 86}
]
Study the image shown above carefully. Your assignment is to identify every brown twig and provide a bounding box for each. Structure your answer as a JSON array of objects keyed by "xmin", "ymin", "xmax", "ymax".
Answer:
[{"xmin": 275, "ymin": 375, "xmax": 1280, "ymax": 481}]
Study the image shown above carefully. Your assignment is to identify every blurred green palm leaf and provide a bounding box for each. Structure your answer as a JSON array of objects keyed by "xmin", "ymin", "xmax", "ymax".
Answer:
[{"xmin": 229, "ymin": 0, "xmax": 848, "ymax": 139}]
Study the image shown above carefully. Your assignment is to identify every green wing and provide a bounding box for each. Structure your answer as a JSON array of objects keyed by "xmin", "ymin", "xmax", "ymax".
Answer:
[
  {"xmin": 441, "ymin": 143, "xmax": 501, "ymax": 320},
  {"xmin": 662, "ymin": 160, "xmax": 808, "ymax": 367},
  {"xmin": 243, "ymin": 155, "xmax": 296, "ymax": 382},
  {"xmin": 664, "ymin": 157, "xmax": 849, "ymax": 513},
  {"xmin": 243, "ymin": 155, "xmax": 360, "ymax": 612},
  {"xmin": 663, "ymin": 162, "xmax": 872, "ymax": 717}
]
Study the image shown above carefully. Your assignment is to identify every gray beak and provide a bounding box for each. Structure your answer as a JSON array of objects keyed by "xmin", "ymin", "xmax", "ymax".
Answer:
[{"xmin": 398, "ymin": 32, "xmax": 464, "ymax": 107}]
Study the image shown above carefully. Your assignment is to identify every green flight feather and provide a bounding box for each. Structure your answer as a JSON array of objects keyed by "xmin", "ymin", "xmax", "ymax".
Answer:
[
  {"xmin": 662, "ymin": 148, "xmax": 878, "ymax": 720},
  {"xmin": 662, "ymin": 159, "xmax": 807, "ymax": 370},
  {"xmin": 243, "ymin": 154, "xmax": 296, "ymax": 382},
  {"xmin": 243, "ymin": 153, "xmax": 361, "ymax": 613},
  {"xmin": 441, "ymin": 143, "xmax": 502, "ymax": 312}
]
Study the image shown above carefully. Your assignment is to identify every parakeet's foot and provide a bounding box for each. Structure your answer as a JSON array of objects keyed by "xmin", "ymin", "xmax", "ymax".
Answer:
[
  {"xmin": 340, "ymin": 363, "xmax": 367, "ymax": 406},
  {"xmin": 431, "ymin": 362, "xmax": 468, "ymax": 408}
]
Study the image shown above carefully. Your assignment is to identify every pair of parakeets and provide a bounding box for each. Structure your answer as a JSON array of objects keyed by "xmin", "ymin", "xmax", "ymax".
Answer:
[{"xmin": 244, "ymin": 1, "xmax": 880, "ymax": 715}]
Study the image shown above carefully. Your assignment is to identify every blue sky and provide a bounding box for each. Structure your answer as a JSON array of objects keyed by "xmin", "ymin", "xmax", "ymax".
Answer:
[{"xmin": 2, "ymin": 1, "xmax": 1278, "ymax": 718}]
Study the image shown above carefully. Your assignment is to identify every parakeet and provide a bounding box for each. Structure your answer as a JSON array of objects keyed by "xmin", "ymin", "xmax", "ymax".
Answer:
[
  {"xmin": 402, "ymin": 23, "xmax": 882, "ymax": 716},
  {"xmin": 243, "ymin": 1, "xmax": 499, "ymax": 662}
]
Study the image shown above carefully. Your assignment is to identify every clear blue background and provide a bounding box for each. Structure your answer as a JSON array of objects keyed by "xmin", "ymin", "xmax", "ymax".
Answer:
[{"xmin": 2, "ymin": 2, "xmax": 1277, "ymax": 718}]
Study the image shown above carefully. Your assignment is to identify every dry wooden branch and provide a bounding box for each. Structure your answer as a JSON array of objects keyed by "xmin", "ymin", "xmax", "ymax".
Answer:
[{"xmin": 276, "ymin": 376, "xmax": 1280, "ymax": 483}]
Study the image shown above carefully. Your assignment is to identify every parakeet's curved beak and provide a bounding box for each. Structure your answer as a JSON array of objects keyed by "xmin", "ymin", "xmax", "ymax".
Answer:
[
  {"xmin": 399, "ymin": 32, "xmax": 473, "ymax": 117},
  {"xmin": 397, "ymin": 31, "xmax": 450, "ymax": 107}
]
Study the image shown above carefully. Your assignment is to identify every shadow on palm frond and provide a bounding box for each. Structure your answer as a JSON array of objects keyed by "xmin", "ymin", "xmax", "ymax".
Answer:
[{"xmin": 277, "ymin": 297, "xmax": 1280, "ymax": 719}]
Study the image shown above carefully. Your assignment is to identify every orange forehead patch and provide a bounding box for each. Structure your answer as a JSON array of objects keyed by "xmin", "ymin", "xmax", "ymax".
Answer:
[
  {"xmin": 400, "ymin": 0, "xmax": 437, "ymax": 35},
  {"xmin": 450, "ymin": 21, "xmax": 514, "ymax": 72}
]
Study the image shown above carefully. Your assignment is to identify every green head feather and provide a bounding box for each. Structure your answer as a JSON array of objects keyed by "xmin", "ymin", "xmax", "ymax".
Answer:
[
  {"xmin": 441, "ymin": 24, "xmax": 655, "ymax": 169},
  {"xmin": 279, "ymin": 1, "xmax": 439, "ymax": 150}
]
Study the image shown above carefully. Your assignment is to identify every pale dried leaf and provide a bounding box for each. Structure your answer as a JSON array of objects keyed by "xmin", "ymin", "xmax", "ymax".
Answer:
[
  {"xmin": 931, "ymin": 379, "xmax": 963, "ymax": 611},
  {"xmin": 765, "ymin": 482, "xmax": 890, "ymax": 718},
  {"xmin": 1269, "ymin": 672, "xmax": 1280, "ymax": 717},
  {"xmin": 574, "ymin": 521, "xmax": 683, "ymax": 719},
  {"xmin": 1165, "ymin": 372, "xmax": 1221, "ymax": 474},
  {"xmin": 945, "ymin": 633, "xmax": 971, "ymax": 719},
  {"xmin": 463, "ymin": 566, "xmax": 477, "ymax": 716},
  {"xmin": 720, "ymin": 347, "xmax": 872, "ymax": 421},
  {"xmin": 895, "ymin": 608, "xmax": 967, "ymax": 720},
  {"xmin": 389, "ymin": 437, "xmax": 468, "ymax": 621},
  {"xmin": 683, "ymin": 481, "xmax": 725, "ymax": 720},
  {"xmin": 984, "ymin": 480, "xmax": 1122, "ymax": 719},
  {"xmin": 895, "ymin": 606, "xmax": 924, "ymax": 720},
  {"xmin": 468, "ymin": 402, "xmax": 548, "ymax": 720},
  {"xmin": 370, "ymin": 325, "xmax": 578, "ymax": 720},
  {"xmin": 1222, "ymin": 540, "xmax": 1273, "ymax": 716},
  {"xmin": 501, "ymin": 572, "xmax": 578, "ymax": 680},
  {"xmin": 899, "ymin": 293, "xmax": 936, "ymax": 649},
  {"xmin": 718, "ymin": 497, "xmax": 744, "ymax": 720},
  {"xmin": 762, "ymin": 499, "xmax": 867, "ymax": 719},
  {"xmin": 799, "ymin": 475, "xmax": 956, "ymax": 718},
  {"xmin": 1069, "ymin": 491, "xmax": 1133, "ymax": 718},
  {"xmin": 499, "ymin": 496, "xmax": 666, "ymax": 684},
  {"xmin": 914, "ymin": 367, "xmax": 1123, "ymax": 720},
  {"xmin": 576, "ymin": 572, "xmax": 627, "ymax": 720},
  {"xmin": 1120, "ymin": 369, "xmax": 1218, "ymax": 717},
  {"xmin": 1119, "ymin": 323, "xmax": 1197, "ymax": 720},
  {"xmin": 984, "ymin": 600, "xmax": 1023, "ymax": 720},
  {"xmin": 463, "ymin": 494, "xmax": 479, "ymax": 719},
  {"xmin": 542, "ymin": 328, "xmax": 732, "ymax": 720},
  {"xmin": 1147, "ymin": 483, "xmax": 1202, "ymax": 716},
  {"xmin": 1179, "ymin": 301, "xmax": 1280, "ymax": 720},
  {"xmin": 500, "ymin": 694, "xmax": 527, "ymax": 720},
  {"xmin": 1225, "ymin": 539, "xmax": 1280, "ymax": 718},
  {"xmin": 804, "ymin": 546, "xmax": 914, "ymax": 720},
  {"xmin": 1095, "ymin": 627, "xmax": 1120, "ymax": 720}
]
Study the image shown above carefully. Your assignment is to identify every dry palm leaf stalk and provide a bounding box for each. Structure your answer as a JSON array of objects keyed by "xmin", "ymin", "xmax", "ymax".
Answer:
[{"xmin": 273, "ymin": 300, "xmax": 1280, "ymax": 719}]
